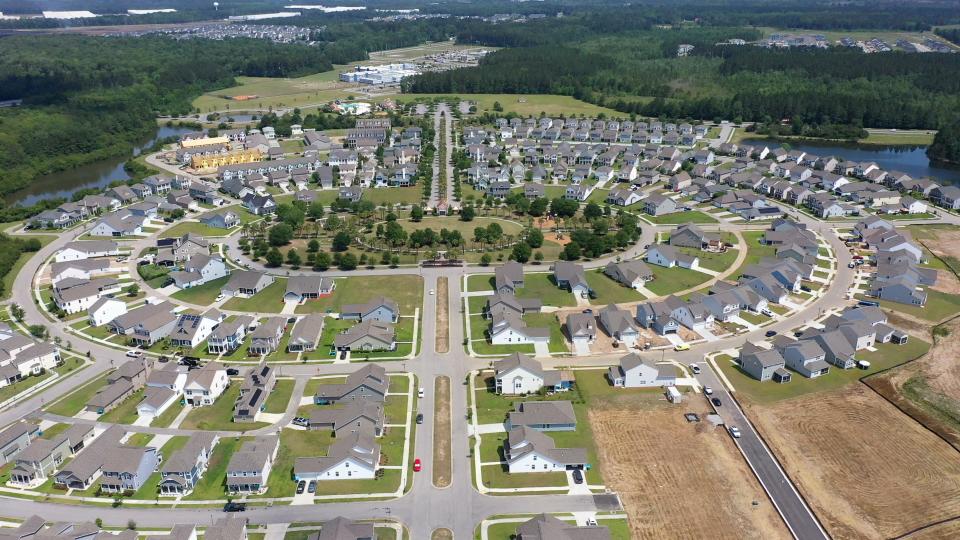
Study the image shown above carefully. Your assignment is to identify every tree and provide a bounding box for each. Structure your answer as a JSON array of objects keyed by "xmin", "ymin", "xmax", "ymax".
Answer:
[
  {"xmin": 526, "ymin": 228, "xmax": 544, "ymax": 248},
  {"xmin": 410, "ymin": 205, "xmax": 424, "ymax": 222},
  {"xmin": 528, "ymin": 197, "xmax": 549, "ymax": 217},
  {"xmin": 583, "ymin": 201, "xmax": 603, "ymax": 220},
  {"xmin": 390, "ymin": 255, "xmax": 400, "ymax": 268},
  {"xmin": 276, "ymin": 203, "xmax": 305, "ymax": 228},
  {"xmin": 534, "ymin": 251, "xmax": 544, "ymax": 264},
  {"xmin": 460, "ymin": 206, "xmax": 476, "ymax": 222},
  {"xmin": 307, "ymin": 202, "xmax": 324, "ymax": 220},
  {"xmin": 486, "ymin": 223, "xmax": 503, "ymax": 243},
  {"xmin": 11, "ymin": 304, "xmax": 24, "ymax": 321},
  {"xmin": 314, "ymin": 251, "xmax": 331, "ymax": 271},
  {"xmin": 339, "ymin": 252, "xmax": 358, "ymax": 270},
  {"xmin": 332, "ymin": 231, "xmax": 352, "ymax": 251},
  {"xmin": 125, "ymin": 284, "xmax": 139, "ymax": 297},
  {"xmin": 384, "ymin": 221, "xmax": 408, "ymax": 247},
  {"xmin": 307, "ymin": 239, "xmax": 319, "ymax": 252},
  {"xmin": 268, "ymin": 223, "xmax": 294, "ymax": 246},
  {"xmin": 493, "ymin": 101, "xmax": 503, "ymax": 112},
  {"xmin": 480, "ymin": 254, "xmax": 492, "ymax": 266},
  {"xmin": 550, "ymin": 198, "xmax": 579, "ymax": 218},
  {"xmin": 28, "ymin": 325, "xmax": 48, "ymax": 339},
  {"xmin": 562, "ymin": 241, "xmax": 582, "ymax": 260},
  {"xmin": 511, "ymin": 241, "xmax": 532, "ymax": 263},
  {"xmin": 286, "ymin": 249, "xmax": 302, "ymax": 268},
  {"xmin": 265, "ymin": 248, "xmax": 283, "ymax": 267}
]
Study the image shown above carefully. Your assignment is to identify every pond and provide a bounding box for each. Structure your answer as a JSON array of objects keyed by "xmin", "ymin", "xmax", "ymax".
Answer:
[
  {"xmin": 5, "ymin": 125, "xmax": 197, "ymax": 207},
  {"xmin": 741, "ymin": 138, "xmax": 960, "ymax": 185}
]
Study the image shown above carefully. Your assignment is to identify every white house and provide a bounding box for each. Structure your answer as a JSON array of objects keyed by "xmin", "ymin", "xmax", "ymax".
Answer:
[
  {"xmin": 645, "ymin": 244, "xmax": 700, "ymax": 270},
  {"xmin": 55, "ymin": 241, "xmax": 121, "ymax": 262},
  {"xmin": 182, "ymin": 361, "xmax": 229, "ymax": 406},
  {"xmin": 607, "ymin": 353, "xmax": 677, "ymax": 388},
  {"xmin": 87, "ymin": 297, "xmax": 127, "ymax": 327},
  {"xmin": 505, "ymin": 427, "xmax": 586, "ymax": 474},
  {"xmin": 494, "ymin": 353, "xmax": 572, "ymax": 395},
  {"xmin": 489, "ymin": 313, "xmax": 550, "ymax": 346}
]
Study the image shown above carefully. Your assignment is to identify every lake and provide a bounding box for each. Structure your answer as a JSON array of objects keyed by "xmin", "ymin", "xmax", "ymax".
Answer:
[
  {"xmin": 5, "ymin": 125, "xmax": 196, "ymax": 207},
  {"xmin": 742, "ymin": 138, "xmax": 960, "ymax": 185}
]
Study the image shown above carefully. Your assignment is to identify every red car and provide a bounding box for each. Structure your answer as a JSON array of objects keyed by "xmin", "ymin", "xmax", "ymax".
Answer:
[{"xmin": 413, "ymin": 458, "xmax": 422, "ymax": 472}]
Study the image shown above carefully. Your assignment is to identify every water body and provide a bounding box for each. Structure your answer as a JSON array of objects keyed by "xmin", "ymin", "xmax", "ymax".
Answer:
[
  {"xmin": 6, "ymin": 125, "xmax": 196, "ymax": 207},
  {"xmin": 742, "ymin": 138, "xmax": 960, "ymax": 185}
]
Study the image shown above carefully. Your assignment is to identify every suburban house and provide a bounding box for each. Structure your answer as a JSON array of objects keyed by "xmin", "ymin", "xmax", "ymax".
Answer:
[
  {"xmin": 183, "ymin": 361, "xmax": 229, "ymax": 407},
  {"xmin": 223, "ymin": 270, "xmax": 275, "ymax": 298},
  {"xmin": 507, "ymin": 401, "xmax": 577, "ymax": 432},
  {"xmin": 340, "ymin": 297, "xmax": 399, "ymax": 323},
  {"xmin": 249, "ymin": 317, "xmax": 286, "ymax": 356},
  {"xmin": 333, "ymin": 320, "xmax": 396, "ymax": 352},
  {"xmin": 85, "ymin": 360, "xmax": 149, "ymax": 415},
  {"xmin": 603, "ymin": 260, "xmax": 654, "ymax": 290},
  {"xmin": 669, "ymin": 224, "xmax": 722, "ymax": 251},
  {"xmin": 0, "ymin": 422, "xmax": 39, "ymax": 467},
  {"xmin": 643, "ymin": 194, "xmax": 678, "ymax": 216},
  {"xmin": 645, "ymin": 244, "xmax": 699, "ymax": 270},
  {"xmin": 170, "ymin": 255, "xmax": 229, "ymax": 289},
  {"xmin": 505, "ymin": 427, "xmax": 587, "ymax": 474},
  {"xmin": 98, "ymin": 444, "xmax": 161, "ymax": 494},
  {"xmin": 739, "ymin": 342, "xmax": 791, "ymax": 383},
  {"xmin": 565, "ymin": 312, "xmax": 597, "ymax": 345},
  {"xmin": 225, "ymin": 436, "xmax": 279, "ymax": 494},
  {"xmin": 607, "ymin": 353, "xmax": 677, "ymax": 388},
  {"xmin": 207, "ymin": 316, "xmax": 254, "ymax": 355},
  {"xmin": 284, "ymin": 276, "xmax": 336, "ymax": 303},
  {"xmin": 169, "ymin": 310, "xmax": 223, "ymax": 349},
  {"xmin": 313, "ymin": 364, "xmax": 388, "ymax": 405},
  {"xmin": 597, "ymin": 304, "xmax": 640, "ymax": 346},
  {"xmin": 495, "ymin": 261, "xmax": 525, "ymax": 295},
  {"xmin": 553, "ymin": 261, "xmax": 592, "ymax": 298},
  {"xmin": 287, "ymin": 314, "xmax": 325, "ymax": 353},
  {"xmin": 55, "ymin": 240, "xmax": 121, "ymax": 262},
  {"xmin": 515, "ymin": 514, "xmax": 611, "ymax": 540},
  {"xmin": 87, "ymin": 297, "xmax": 127, "ymax": 327},
  {"xmin": 293, "ymin": 431, "xmax": 380, "ymax": 482},
  {"xmin": 9, "ymin": 424, "xmax": 96, "ymax": 487},
  {"xmin": 234, "ymin": 361, "xmax": 275, "ymax": 423},
  {"xmin": 159, "ymin": 433, "xmax": 219, "ymax": 496},
  {"xmin": 307, "ymin": 401, "xmax": 384, "ymax": 438},
  {"xmin": 494, "ymin": 353, "xmax": 573, "ymax": 395},
  {"xmin": 489, "ymin": 312, "xmax": 550, "ymax": 346}
]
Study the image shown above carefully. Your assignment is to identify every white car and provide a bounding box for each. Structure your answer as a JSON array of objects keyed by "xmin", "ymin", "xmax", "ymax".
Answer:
[
  {"xmin": 689, "ymin": 363, "xmax": 701, "ymax": 374},
  {"xmin": 429, "ymin": 289, "xmax": 435, "ymax": 295},
  {"xmin": 418, "ymin": 387, "xmax": 425, "ymax": 398},
  {"xmin": 215, "ymin": 294, "xmax": 224, "ymax": 301},
  {"xmin": 125, "ymin": 350, "xmax": 143, "ymax": 358},
  {"xmin": 729, "ymin": 426, "xmax": 742, "ymax": 439},
  {"xmin": 703, "ymin": 386, "xmax": 714, "ymax": 395}
]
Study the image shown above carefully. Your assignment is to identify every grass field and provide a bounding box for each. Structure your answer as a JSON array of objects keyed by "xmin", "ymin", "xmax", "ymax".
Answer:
[
  {"xmin": 263, "ymin": 379, "xmax": 295, "ymax": 414},
  {"xmin": 2, "ymin": 234, "xmax": 55, "ymax": 301},
  {"xmin": 731, "ymin": 230, "xmax": 777, "ymax": 276},
  {"xmin": 856, "ymin": 291, "xmax": 960, "ymax": 322},
  {"xmin": 645, "ymin": 264, "xmax": 712, "ymax": 296},
  {"xmin": 99, "ymin": 388, "xmax": 145, "ymax": 425},
  {"xmin": 585, "ymin": 270, "xmax": 646, "ymax": 304},
  {"xmin": 178, "ymin": 383, "xmax": 267, "ymax": 431},
  {"xmin": 171, "ymin": 276, "xmax": 230, "ymax": 305},
  {"xmin": 393, "ymin": 216, "xmax": 524, "ymax": 238},
  {"xmin": 183, "ymin": 436, "xmax": 245, "ymax": 500},
  {"xmin": 522, "ymin": 312, "xmax": 569, "ymax": 353},
  {"xmin": 515, "ymin": 273, "xmax": 577, "ymax": 307},
  {"xmin": 400, "ymin": 93, "xmax": 620, "ymax": 117},
  {"xmin": 645, "ymin": 211, "xmax": 717, "ymax": 225},
  {"xmin": 45, "ymin": 371, "xmax": 111, "ymax": 417},
  {"xmin": 222, "ymin": 279, "xmax": 287, "ymax": 312},
  {"xmin": 293, "ymin": 275, "xmax": 424, "ymax": 315},
  {"xmin": 360, "ymin": 186, "xmax": 425, "ymax": 206},
  {"xmin": 676, "ymin": 246, "xmax": 739, "ymax": 273}
]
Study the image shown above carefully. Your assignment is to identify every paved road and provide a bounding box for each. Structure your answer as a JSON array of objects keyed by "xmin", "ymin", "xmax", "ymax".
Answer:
[{"xmin": 7, "ymin": 181, "xmax": 960, "ymax": 536}]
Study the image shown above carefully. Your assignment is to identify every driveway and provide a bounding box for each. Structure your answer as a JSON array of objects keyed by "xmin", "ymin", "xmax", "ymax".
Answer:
[
  {"xmin": 572, "ymin": 340, "xmax": 591, "ymax": 355},
  {"xmin": 533, "ymin": 342, "xmax": 551, "ymax": 358},
  {"xmin": 664, "ymin": 333, "xmax": 685, "ymax": 347},
  {"xmin": 695, "ymin": 326, "xmax": 720, "ymax": 341}
]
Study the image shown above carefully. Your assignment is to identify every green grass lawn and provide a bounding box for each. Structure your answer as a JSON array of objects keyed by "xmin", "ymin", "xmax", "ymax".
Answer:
[
  {"xmin": 2, "ymin": 234, "xmax": 55, "ymax": 301},
  {"xmin": 183, "ymin": 436, "xmax": 246, "ymax": 500},
  {"xmin": 855, "ymin": 291, "xmax": 960, "ymax": 322},
  {"xmin": 130, "ymin": 436, "xmax": 190, "ymax": 500},
  {"xmin": 263, "ymin": 379, "xmax": 295, "ymax": 414},
  {"xmin": 392, "ymin": 216, "xmax": 524, "ymax": 238},
  {"xmin": 645, "ymin": 211, "xmax": 717, "ymax": 225},
  {"xmin": 737, "ymin": 310, "xmax": 769, "ymax": 325},
  {"xmin": 361, "ymin": 187, "xmax": 428, "ymax": 206},
  {"xmin": 159, "ymin": 222, "xmax": 234, "ymax": 239},
  {"xmin": 479, "ymin": 464, "xmax": 567, "ymax": 489},
  {"xmin": 45, "ymin": 371, "xmax": 111, "ymax": 417},
  {"xmin": 717, "ymin": 338, "xmax": 931, "ymax": 404},
  {"xmin": 178, "ymin": 383, "xmax": 267, "ymax": 431},
  {"xmin": 171, "ymin": 276, "xmax": 230, "ymax": 305},
  {"xmin": 222, "ymin": 279, "xmax": 288, "ymax": 312},
  {"xmin": 471, "ymin": 340, "xmax": 535, "ymax": 356},
  {"xmin": 400, "ymin": 92, "xmax": 619, "ymax": 117},
  {"xmin": 383, "ymin": 394, "xmax": 409, "ymax": 424},
  {"xmin": 733, "ymin": 231, "xmax": 777, "ymax": 275},
  {"xmin": 676, "ymin": 246, "xmax": 739, "ymax": 273},
  {"xmin": 261, "ymin": 428, "xmax": 334, "ymax": 498},
  {"xmin": 522, "ymin": 313, "xmax": 569, "ymax": 353},
  {"xmin": 99, "ymin": 388, "xmax": 145, "ymax": 425},
  {"xmin": 586, "ymin": 270, "xmax": 645, "ymax": 304},
  {"xmin": 645, "ymin": 264, "xmax": 712, "ymax": 296},
  {"xmin": 485, "ymin": 518, "xmax": 631, "ymax": 540},
  {"xmin": 152, "ymin": 399, "xmax": 185, "ymax": 428},
  {"xmin": 467, "ymin": 274, "xmax": 495, "ymax": 292},
  {"xmin": 0, "ymin": 370, "xmax": 54, "ymax": 404},
  {"xmin": 294, "ymin": 275, "xmax": 423, "ymax": 315},
  {"xmin": 515, "ymin": 273, "xmax": 577, "ymax": 307}
]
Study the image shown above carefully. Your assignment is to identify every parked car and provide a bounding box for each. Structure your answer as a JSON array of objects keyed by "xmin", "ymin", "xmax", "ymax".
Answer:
[
  {"xmin": 729, "ymin": 426, "xmax": 741, "ymax": 439},
  {"xmin": 226, "ymin": 368, "xmax": 240, "ymax": 376},
  {"xmin": 307, "ymin": 480, "xmax": 316, "ymax": 494},
  {"xmin": 125, "ymin": 350, "xmax": 143, "ymax": 358},
  {"xmin": 689, "ymin": 363, "xmax": 701, "ymax": 374},
  {"xmin": 572, "ymin": 469, "xmax": 584, "ymax": 484},
  {"xmin": 296, "ymin": 480, "xmax": 306, "ymax": 494},
  {"xmin": 848, "ymin": 262, "xmax": 856, "ymax": 269},
  {"xmin": 418, "ymin": 387, "xmax": 425, "ymax": 398},
  {"xmin": 416, "ymin": 413, "xmax": 424, "ymax": 425},
  {"xmin": 703, "ymin": 386, "xmax": 713, "ymax": 395},
  {"xmin": 674, "ymin": 343, "xmax": 690, "ymax": 351},
  {"xmin": 339, "ymin": 350, "xmax": 348, "ymax": 360},
  {"xmin": 765, "ymin": 330, "xmax": 778, "ymax": 337},
  {"xmin": 223, "ymin": 502, "xmax": 246, "ymax": 512},
  {"xmin": 711, "ymin": 397, "xmax": 722, "ymax": 407},
  {"xmin": 413, "ymin": 458, "xmax": 422, "ymax": 472}
]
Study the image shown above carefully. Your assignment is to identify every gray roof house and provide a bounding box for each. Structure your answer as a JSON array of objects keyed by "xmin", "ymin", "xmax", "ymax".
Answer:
[
  {"xmin": 307, "ymin": 400, "xmax": 384, "ymax": 438},
  {"xmin": 313, "ymin": 364, "xmax": 388, "ymax": 405},
  {"xmin": 507, "ymin": 401, "xmax": 577, "ymax": 432},
  {"xmin": 333, "ymin": 320, "xmax": 396, "ymax": 352},
  {"xmin": 643, "ymin": 194, "xmax": 678, "ymax": 216},
  {"xmin": 310, "ymin": 517, "xmax": 374, "ymax": 540},
  {"xmin": 806, "ymin": 330, "xmax": 857, "ymax": 369},
  {"xmin": 603, "ymin": 260, "xmax": 653, "ymax": 289},
  {"xmin": 597, "ymin": 304, "xmax": 640, "ymax": 345},
  {"xmin": 234, "ymin": 361, "xmax": 275, "ymax": 423},
  {"xmin": 0, "ymin": 422, "xmax": 39, "ymax": 467},
  {"xmin": 565, "ymin": 312, "xmax": 597, "ymax": 344},
  {"xmin": 225, "ymin": 436, "xmax": 279, "ymax": 494},
  {"xmin": 340, "ymin": 296, "xmax": 399, "ymax": 323},
  {"xmin": 494, "ymin": 353, "xmax": 573, "ymax": 396},
  {"xmin": 223, "ymin": 270, "xmax": 275, "ymax": 298},
  {"xmin": 505, "ymin": 426, "xmax": 587, "ymax": 474},
  {"xmin": 778, "ymin": 339, "xmax": 831, "ymax": 378},
  {"xmin": 607, "ymin": 353, "xmax": 677, "ymax": 388},
  {"xmin": 159, "ymin": 433, "xmax": 218, "ymax": 496},
  {"xmin": 553, "ymin": 261, "xmax": 591, "ymax": 297},
  {"xmin": 495, "ymin": 261, "xmax": 525, "ymax": 294},
  {"xmin": 738, "ymin": 343, "xmax": 790, "ymax": 383},
  {"xmin": 516, "ymin": 514, "xmax": 610, "ymax": 540},
  {"xmin": 288, "ymin": 314, "xmax": 325, "ymax": 352}
]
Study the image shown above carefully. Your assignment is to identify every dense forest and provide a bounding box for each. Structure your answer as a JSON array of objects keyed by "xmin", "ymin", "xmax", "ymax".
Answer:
[
  {"xmin": 928, "ymin": 118, "xmax": 960, "ymax": 164},
  {"xmin": 407, "ymin": 18, "xmax": 960, "ymax": 132}
]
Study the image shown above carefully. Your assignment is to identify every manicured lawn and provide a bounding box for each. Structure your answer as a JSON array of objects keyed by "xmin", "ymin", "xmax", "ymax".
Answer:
[
  {"xmin": 45, "ymin": 371, "xmax": 111, "ymax": 417},
  {"xmin": 223, "ymin": 279, "xmax": 288, "ymax": 312},
  {"xmin": 362, "ymin": 186, "xmax": 424, "ymax": 206},
  {"xmin": 471, "ymin": 340, "xmax": 535, "ymax": 356},
  {"xmin": 183, "ymin": 436, "xmax": 246, "ymax": 500},
  {"xmin": 159, "ymin": 222, "xmax": 234, "ymax": 239},
  {"xmin": 733, "ymin": 230, "xmax": 777, "ymax": 275},
  {"xmin": 393, "ymin": 216, "xmax": 524, "ymax": 238},
  {"xmin": 130, "ymin": 436, "xmax": 190, "ymax": 500},
  {"xmin": 384, "ymin": 394, "xmax": 409, "ymax": 424},
  {"xmin": 304, "ymin": 376, "xmax": 346, "ymax": 397},
  {"xmin": 152, "ymin": 399, "xmax": 185, "ymax": 428},
  {"xmin": 676, "ymin": 246, "xmax": 739, "ymax": 273},
  {"xmin": 522, "ymin": 313, "xmax": 569, "ymax": 353},
  {"xmin": 294, "ymin": 275, "xmax": 424, "ymax": 315},
  {"xmin": 263, "ymin": 379, "xmax": 295, "ymax": 414},
  {"xmin": 99, "ymin": 388, "xmax": 145, "ymax": 425},
  {"xmin": 312, "ymin": 468, "xmax": 401, "ymax": 497},
  {"xmin": 480, "ymin": 464, "xmax": 567, "ymax": 489},
  {"xmin": 645, "ymin": 265, "xmax": 712, "ymax": 296},
  {"xmin": 379, "ymin": 424, "xmax": 408, "ymax": 466},
  {"xmin": 515, "ymin": 273, "xmax": 577, "ymax": 307},
  {"xmin": 401, "ymin": 92, "xmax": 620, "ymax": 116},
  {"xmin": 0, "ymin": 371, "xmax": 54, "ymax": 404},
  {"xmin": 737, "ymin": 310, "xmax": 769, "ymax": 325},
  {"xmin": 645, "ymin": 211, "xmax": 717, "ymax": 224},
  {"xmin": 467, "ymin": 274, "xmax": 495, "ymax": 292},
  {"xmin": 179, "ymin": 383, "xmax": 267, "ymax": 431},
  {"xmin": 856, "ymin": 291, "xmax": 960, "ymax": 322},
  {"xmin": 585, "ymin": 270, "xmax": 645, "ymax": 304},
  {"xmin": 717, "ymin": 338, "xmax": 931, "ymax": 404},
  {"xmin": 171, "ymin": 276, "xmax": 230, "ymax": 305}
]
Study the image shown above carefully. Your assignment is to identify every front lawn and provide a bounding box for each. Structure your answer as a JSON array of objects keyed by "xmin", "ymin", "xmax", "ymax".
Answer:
[
  {"xmin": 515, "ymin": 273, "xmax": 577, "ymax": 308},
  {"xmin": 222, "ymin": 279, "xmax": 288, "ymax": 312},
  {"xmin": 261, "ymin": 428, "xmax": 334, "ymax": 498},
  {"xmin": 183, "ymin": 436, "xmax": 246, "ymax": 500},
  {"xmin": 263, "ymin": 379, "xmax": 295, "ymax": 414},
  {"xmin": 99, "ymin": 388, "xmax": 145, "ymax": 425},
  {"xmin": 0, "ymin": 370, "xmax": 54, "ymax": 404},
  {"xmin": 676, "ymin": 246, "xmax": 739, "ymax": 273},
  {"xmin": 45, "ymin": 371, "xmax": 111, "ymax": 417},
  {"xmin": 856, "ymin": 291, "xmax": 960, "ymax": 322},
  {"xmin": 522, "ymin": 313, "xmax": 569, "ymax": 353},
  {"xmin": 585, "ymin": 270, "xmax": 645, "ymax": 304},
  {"xmin": 645, "ymin": 211, "xmax": 717, "ymax": 224},
  {"xmin": 294, "ymin": 275, "xmax": 424, "ymax": 315}
]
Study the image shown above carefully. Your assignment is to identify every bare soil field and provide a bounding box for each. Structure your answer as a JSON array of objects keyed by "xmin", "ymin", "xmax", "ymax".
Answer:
[
  {"xmin": 748, "ymin": 385, "xmax": 960, "ymax": 539},
  {"xmin": 590, "ymin": 396, "xmax": 788, "ymax": 540},
  {"xmin": 435, "ymin": 277, "xmax": 449, "ymax": 353},
  {"xmin": 432, "ymin": 376, "xmax": 451, "ymax": 488},
  {"xmin": 898, "ymin": 519, "xmax": 960, "ymax": 539}
]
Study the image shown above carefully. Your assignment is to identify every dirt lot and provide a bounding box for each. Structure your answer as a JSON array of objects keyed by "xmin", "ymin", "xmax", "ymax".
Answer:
[
  {"xmin": 535, "ymin": 217, "xmax": 572, "ymax": 246},
  {"xmin": 590, "ymin": 395, "xmax": 789, "ymax": 540},
  {"xmin": 432, "ymin": 376, "xmax": 451, "ymax": 488},
  {"xmin": 898, "ymin": 520, "xmax": 960, "ymax": 539},
  {"xmin": 748, "ymin": 385, "xmax": 960, "ymax": 539},
  {"xmin": 435, "ymin": 277, "xmax": 449, "ymax": 353}
]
